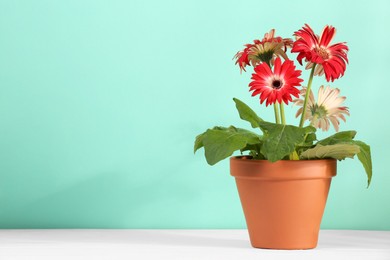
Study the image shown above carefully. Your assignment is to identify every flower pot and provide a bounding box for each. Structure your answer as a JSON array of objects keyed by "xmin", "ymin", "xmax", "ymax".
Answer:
[{"xmin": 230, "ymin": 156, "xmax": 337, "ymax": 249}]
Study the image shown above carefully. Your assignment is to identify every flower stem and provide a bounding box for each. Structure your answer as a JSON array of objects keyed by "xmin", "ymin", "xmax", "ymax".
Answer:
[
  {"xmin": 299, "ymin": 64, "xmax": 316, "ymax": 128},
  {"xmin": 273, "ymin": 103, "xmax": 280, "ymax": 124},
  {"xmin": 266, "ymin": 60, "xmax": 281, "ymax": 125},
  {"xmin": 280, "ymin": 102, "xmax": 286, "ymax": 125}
]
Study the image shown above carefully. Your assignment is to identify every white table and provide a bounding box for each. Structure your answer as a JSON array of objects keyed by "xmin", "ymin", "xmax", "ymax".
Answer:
[{"xmin": 0, "ymin": 230, "xmax": 389, "ymax": 260}]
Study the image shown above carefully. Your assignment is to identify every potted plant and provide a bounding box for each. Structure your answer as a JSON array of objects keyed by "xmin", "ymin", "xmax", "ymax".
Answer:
[{"xmin": 194, "ymin": 24, "xmax": 372, "ymax": 250}]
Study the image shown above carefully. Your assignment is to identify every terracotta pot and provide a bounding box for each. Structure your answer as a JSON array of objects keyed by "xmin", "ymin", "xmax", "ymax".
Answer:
[{"xmin": 230, "ymin": 156, "xmax": 337, "ymax": 249}]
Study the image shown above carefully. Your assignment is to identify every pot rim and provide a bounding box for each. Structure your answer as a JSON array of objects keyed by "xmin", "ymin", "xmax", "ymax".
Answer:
[
  {"xmin": 231, "ymin": 155, "xmax": 337, "ymax": 162},
  {"xmin": 230, "ymin": 156, "xmax": 337, "ymax": 180}
]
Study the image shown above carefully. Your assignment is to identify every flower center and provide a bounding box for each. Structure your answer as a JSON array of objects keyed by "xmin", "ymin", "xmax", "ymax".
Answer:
[
  {"xmin": 311, "ymin": 104, "xmax": 328, "ymax": 118},
  {"xmin": 257, "ymin": 50, "xmax": 274, "ymax": 64},
  {"xmin": 272, "ymin": 79, "xmax": 282, "ymax": 89},
  {"xmin": 315, "ymin": 47, "xmax": 330, "ymax": 60}
]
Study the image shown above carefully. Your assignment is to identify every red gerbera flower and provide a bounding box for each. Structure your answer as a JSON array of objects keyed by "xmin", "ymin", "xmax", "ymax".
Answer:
[
  {"xmin": 234, "ymin": 43, "xmax": 254, "ymax": 73},
  {"xmin": 291, "ymin": 24, "xmax": 348, "ymax": 82},
  {"xmin": 249, "ymin": 57, "xmax": 303, "ymax": 106},
  {"xmin": 234, "ymin": 29, "xmax": 292, "ymax": 73}
]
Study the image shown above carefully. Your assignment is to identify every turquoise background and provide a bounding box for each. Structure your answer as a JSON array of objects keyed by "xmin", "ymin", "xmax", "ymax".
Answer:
[{"xmin": 0, "ymin": 0, "xmax": 389, "ymax": 229}]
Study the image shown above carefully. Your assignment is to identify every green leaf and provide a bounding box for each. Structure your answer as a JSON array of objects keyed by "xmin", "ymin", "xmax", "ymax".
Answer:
[
  {"xmin": 194, "ymin": 132, "xmax": 205, "ymax": 153},
  {"xmin": 258, "ymin": 122, "xmax": 316, "ymax": 162},
  {"xmin": 201, "ymin": 126, "xmax": 262, "ymax": 165},
  {"xmin": 316, "ymin": 131, "xmax": 372, "ymax": 187},
  {"xmin": 305, "ymin": 133, "xmax": 317, "ymax": 144},
  {"xmin": 353, "ymin": 140, "xmax": 373, "ymax": 187},
  {"xmin": 194, "ymin": 126, "xmax": 228, "ymax": 153},
  {"xmin": 240, "ymin": 142, "xmax": 261, "ymax": 153},
  {"xmin": 296, "ymin": 133, "xmax": 317, "ymax": 155},
  {"xmin": 300, "ymin": 144, "xmax": 360, "ymax": 160},
  {"xmin": 317, "ymin": 131, "xmax": 357, "ymax": 145},
  {"xmin": 240, "ymin": 142, "xmax": 265, "ymax": 160},
  {"xmin": 233, "ymin": 98, "xmax": 263, "ymax": 129}
]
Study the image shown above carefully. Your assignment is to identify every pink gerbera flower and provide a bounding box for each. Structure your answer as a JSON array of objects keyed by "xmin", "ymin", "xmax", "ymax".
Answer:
[
  {"xmin": 234, "ymin": 29, "xmax": 293, "ymax": 73},
  {"xmin": 291, "ymin": 24, "xmax": 348, "ymax": 82},
  {"xmin": 294, "ymin": 86, "xmax": 349, "ymax": 131},
  {"xmin": 249, "ymin": 57, "xmax": 303, "ymax": 106}
]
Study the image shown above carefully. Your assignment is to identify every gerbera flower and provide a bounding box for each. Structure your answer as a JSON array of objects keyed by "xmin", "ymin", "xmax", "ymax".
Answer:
[
  {"xmin": 249, "ymin": 57, "xmax": 303, "ymax": 106},
  {"xmin": 234, "ymin": 43, "xmax": 254, "ymax": 73},
  {"xmin": 291, "ymin": 24, "xmax": 348, "ymax": 82},
  {"xmin": 248, "ymin": 29, "xmax": 293, "ymax": 67},
  {"xmin": 234, "ymin": 29, "xmax": 293, "ymax": 72},
  {"xmin": 294, "ymin": 86, "xmax": 349, "ymax": 131}
]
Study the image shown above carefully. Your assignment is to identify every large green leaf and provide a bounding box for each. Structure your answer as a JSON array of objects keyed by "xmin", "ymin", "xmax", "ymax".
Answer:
[
  {"xmin": 258, "ymin": 121, "xmax": 316, "ymax": 162},
  {"xmin": 194, "ymin": 133, "xmax": 205, "ymax": 153},
  {"xmin": 194, "ymin": 126, "xmax": 228, "ymax": 153},
  {"xmin": 353, "ymin": 140, "xmax": 372, "ymax": 187},
  {"xmin": 317, "ymin": 131, "xmax": 357, "ymax": 145},
  {"xmin": 198, "ymin": 126, "xmax": 262, "ymax": 165},
  {"xmin": 233, "ymin": 98, "xmax": 263, "ymax": 129},
  {"xmin": 300, "ymin": 144, "xmax": 360, "ymax": 160},
  {"xmin": 316, "ymin": 131, "xmax": 372, "ymax": 187}
]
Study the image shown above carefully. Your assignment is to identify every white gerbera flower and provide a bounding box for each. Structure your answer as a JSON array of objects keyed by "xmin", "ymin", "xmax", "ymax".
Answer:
[{"xmin": 294, "ymin": 86, "xmax": 349, "ymax": 131}]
